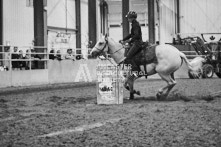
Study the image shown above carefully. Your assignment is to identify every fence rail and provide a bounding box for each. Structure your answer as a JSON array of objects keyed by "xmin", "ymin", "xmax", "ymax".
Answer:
[
  {"xmin": 0, "ymin": 44, "xmax": 208, "ymax": 71},
  {"xmin": 0, "ymin": 45, "xmax": 94, "ymax": 71}
]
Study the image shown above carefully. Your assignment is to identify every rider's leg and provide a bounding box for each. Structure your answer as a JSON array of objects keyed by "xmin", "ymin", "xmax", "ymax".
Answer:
[
  {"xmin": 126, "ymin": 43, "xmax": 141, "ymax": 59},
  {"xmin": 125, "ymin": 43, "xmax": 141, "ymax": 76}
]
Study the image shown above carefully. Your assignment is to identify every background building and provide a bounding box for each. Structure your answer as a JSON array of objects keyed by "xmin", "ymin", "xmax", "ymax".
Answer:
[
  {"xmin": 0, "ymin": 0, "xmax": 221, "ymax": 87},
  {"xmin": 1, "ymin": 0, "xmax": 221, "ymax": 49}
]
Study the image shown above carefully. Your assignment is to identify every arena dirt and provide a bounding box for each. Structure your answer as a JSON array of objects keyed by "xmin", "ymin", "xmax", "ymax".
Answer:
[{"xmin": 0, "ymin": 78, "xmax": 221, "ymax": 147}]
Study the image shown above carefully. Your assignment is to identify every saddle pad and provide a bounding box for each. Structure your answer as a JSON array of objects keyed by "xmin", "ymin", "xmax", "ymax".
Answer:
[{"xmin": 134, "ymin": 45, "xmax": 157, "ymax": 65}]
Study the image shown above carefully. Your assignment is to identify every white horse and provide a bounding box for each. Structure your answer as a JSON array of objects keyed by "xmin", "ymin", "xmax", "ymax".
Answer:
[{"xmin": 91, "ymin": 35, "xmax": 199, "ymax": 100}]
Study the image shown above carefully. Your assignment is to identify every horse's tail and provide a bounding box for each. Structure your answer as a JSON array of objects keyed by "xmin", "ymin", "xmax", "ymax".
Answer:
[
  {"xmin": 179, "ymin": 51, "xmax": 200, "ymax": 78},
  {"xmin": 179, "ymin": 52, "xmax": 192, "ymax": 68}
]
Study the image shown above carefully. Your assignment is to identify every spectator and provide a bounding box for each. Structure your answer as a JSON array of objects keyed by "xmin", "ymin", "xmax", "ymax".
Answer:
[
  {"xmin": 25, "ymin": 49, "xmax": 31, "ymax": 59},
  {"xmin": 31, "ymin": 49, "xmax": 41, "ymax": 59},
  {"xmin": 11, "ymin": 46, "xmax": 19, "ymax": 69},
  {"xmin": 31, "ymin": 49, "xmax": 41, "ymax": 69},
  {"xmin": 25, "ymin": 49, "xmax": 31, "ymax": 70},
  {"xmin": 18, "ymin": 50, "xmax": 26, "ymax": 70},
  {"xmin": 0, "ymin": 61, "xmax": 4, "ymax": 71},
  {"xmin": 55, "ymin": 50, "xmax": 62, "ymax": 61},
  {"xmin": 49, "ymin": 49, "xmax": 55, "ymax": 60},
  {"xmin": 65, "ymin": 48, "xmax": 75, "ymax": 60},
  {"xmin": 3, "ymin": 46, "xmax": 10, "ymax": 70}
]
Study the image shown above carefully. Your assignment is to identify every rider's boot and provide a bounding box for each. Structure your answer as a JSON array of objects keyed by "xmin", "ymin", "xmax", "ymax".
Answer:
[{"xmin": 127, "ymin": 59, "xmax": 141, "ymax": 77}]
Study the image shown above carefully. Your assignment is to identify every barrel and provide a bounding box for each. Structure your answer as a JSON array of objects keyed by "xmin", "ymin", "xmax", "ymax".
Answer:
[{"xmin": 96, "ymin": 65, "xmax": 124, "ymax": 104}]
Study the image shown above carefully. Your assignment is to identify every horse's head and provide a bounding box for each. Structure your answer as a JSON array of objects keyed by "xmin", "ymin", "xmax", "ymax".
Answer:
[{"xmin": 90, "ymin": 34, "xmax": 109, "ymax": 58}]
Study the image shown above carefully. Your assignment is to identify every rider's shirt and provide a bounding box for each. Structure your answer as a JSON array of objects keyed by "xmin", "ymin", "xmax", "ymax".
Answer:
[{"xmin": 123, "ymin": 19, "xmax": 142, "ymax": 43}]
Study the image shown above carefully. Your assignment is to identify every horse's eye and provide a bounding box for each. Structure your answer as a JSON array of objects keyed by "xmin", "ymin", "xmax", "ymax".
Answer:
[{"xmin": 99, "ymin": 42, "xmax": 103, "ymax": 45}]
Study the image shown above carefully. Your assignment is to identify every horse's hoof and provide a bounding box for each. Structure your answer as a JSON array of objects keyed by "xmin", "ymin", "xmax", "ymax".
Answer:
[
  {"xmin": 125, "ymin": 86, "xmax": 129, "ymax": 90},
  {"xmin": 156, "ymin": 93, "xmax": 163, "ymax": 100},
  {"xmin": 130, "ymin": 93, "xmax": 134, "ymax": 100},
  {"xmin": 156, "ymin": 93, "xmax": 167, "ymax": 101},
  {"xmin": 136, "ymin": 91, "xmax": 141, "ymax": 95}
]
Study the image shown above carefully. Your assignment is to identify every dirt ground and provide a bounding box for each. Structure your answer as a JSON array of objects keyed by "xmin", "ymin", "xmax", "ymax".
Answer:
[{"xmin": 0, "ymin": 78, "xmax": 221, "ymax": 147}]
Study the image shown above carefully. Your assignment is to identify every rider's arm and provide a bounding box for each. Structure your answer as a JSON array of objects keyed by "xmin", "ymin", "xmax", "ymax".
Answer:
[
  {"xmin": 122, "ymin": 34, "xmax": 132, "ymax": 41},
  {"xmin": 130, "ymin": 25, "xmax": 141, "ymax": 43}
]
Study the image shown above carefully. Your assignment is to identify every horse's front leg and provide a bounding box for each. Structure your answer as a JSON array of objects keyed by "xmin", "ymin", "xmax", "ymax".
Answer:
[
  {"xmin": 124, "ymin": 78, "xmax": 134, "ymax": 99},
  {"xmin": 127, "ymin": 74, "xmax": 140, "ymax": 99},
  {"xmin": 124, "ymin": 79, "xmax": 140, "ymax": 96},
  {"xmin": 128, "ymin": 81, "xmax": 135, "ymax": 100}
]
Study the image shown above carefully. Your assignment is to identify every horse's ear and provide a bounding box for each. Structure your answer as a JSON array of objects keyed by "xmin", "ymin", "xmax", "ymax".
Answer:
[
  {"xmin": 104, "ymin": 33, "xmax": 108, "ymax": 41},
  {"xmin": 99, "ymin": 34, "xmax": 103, "ymax": 38}
]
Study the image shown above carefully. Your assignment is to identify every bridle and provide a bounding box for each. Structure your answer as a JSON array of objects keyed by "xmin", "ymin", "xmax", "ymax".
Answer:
[
  {"xmin": 94, "ymin": 39, "xmax": 125, "ymax": 66},
  {"xmin": 94, "ymin": 39, "xmax": 124, "ymax": 56},
  {"xmin": 93, "ymin": 40, "xmax": 108, "ymax": 55}
]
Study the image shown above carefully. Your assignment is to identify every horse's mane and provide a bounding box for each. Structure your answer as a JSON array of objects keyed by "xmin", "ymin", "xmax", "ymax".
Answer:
[{"xmin": 108, "ymin": 37, "xmax": 122, "ymax": 48}]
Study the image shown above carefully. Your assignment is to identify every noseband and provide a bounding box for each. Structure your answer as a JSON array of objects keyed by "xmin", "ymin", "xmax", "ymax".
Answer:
[{"xmin": 94, "ymin": 40, "xmax": 108, "ymax": 55}]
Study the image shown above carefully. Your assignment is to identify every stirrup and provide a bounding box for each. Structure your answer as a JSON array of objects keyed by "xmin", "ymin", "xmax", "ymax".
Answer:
[
  {"xmin": 133, "ymin": 73, "xmax": 138, "ymax": 78},
  {"xmin": 128, "ymin": 72, "xmax": 138, "ymax": 81}
]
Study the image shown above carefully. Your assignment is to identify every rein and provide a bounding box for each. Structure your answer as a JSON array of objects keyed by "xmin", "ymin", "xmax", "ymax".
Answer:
[
  {"xmin": 95, "ymin": 40, "xmax": 125, "ymax": 66},
  {"xmin": 108, "ymin": 46, "xmax": 124, "ymax": 55}
]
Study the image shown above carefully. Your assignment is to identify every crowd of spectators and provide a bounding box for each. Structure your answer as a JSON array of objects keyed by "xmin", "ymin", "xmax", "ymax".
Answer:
[
  {"xmin": 49, "ymin": 49, "xmax": 62, "ymax": 60},
  {"xmin": 0, "ymin": 47, "xmax": 82, "ymax": 71},
  {"xmin": 49, "ymin": 48, "xmax": 77, "ymax": 61},
  {"xmin": 0, "ymin": 46, "xmax": 42, "ymax": 71}
]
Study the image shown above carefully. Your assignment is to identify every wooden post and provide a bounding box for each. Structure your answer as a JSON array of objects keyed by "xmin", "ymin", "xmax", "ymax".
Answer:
[
  {"xmin": 88, "ymin": 0, "xmax": 97, "ymax": 47},
  {"xmin": 0, "ymin": 0, "xmax": 3, "ymax": 59},
  {"xmin": 100, "ymin": 0, "xmax": 108, "ymax": 35},
  {"xmin": 176, "ymin": 0, "xmax": 181, "ymax": 44},
  {"xmin": 122, "ymin": 0, "xmax": 130, "ymax": 39},
  {"xmin": 34, "ymin": 0, "xmax": 45, "ymax": 68},
  {"xmin": 148, "ymin": 0, "xmax": 155, "ymax": 44},
  {"xmin": 76, "ymin": 0, "xmax": 81, "ymax": 55}
]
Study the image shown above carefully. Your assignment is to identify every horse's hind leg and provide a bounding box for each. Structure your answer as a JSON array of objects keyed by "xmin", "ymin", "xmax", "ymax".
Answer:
[{"xmin": 157, "ymin": 73, "xmax": 177, "ymax": 100}]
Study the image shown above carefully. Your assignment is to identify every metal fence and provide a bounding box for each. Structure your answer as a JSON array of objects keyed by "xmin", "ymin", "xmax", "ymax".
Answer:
[{"xmin": 0, "ymin": 45, "xmax": 92, "ymax": 71}]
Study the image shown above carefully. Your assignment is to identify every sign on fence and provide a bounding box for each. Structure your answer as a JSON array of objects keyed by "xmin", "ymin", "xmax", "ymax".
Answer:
[{"xmin": 96, "ymin": 65, "xmax": 124, "ymax": 104}]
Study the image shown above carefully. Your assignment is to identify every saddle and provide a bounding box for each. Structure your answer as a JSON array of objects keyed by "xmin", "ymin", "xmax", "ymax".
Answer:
[
  {"xmin": 133, "ymin": 42, "xmax": 158, "ymax": 64},
  {"xmin": 124, "ymin": 42, "xmax": 158, "ymax": 78}
]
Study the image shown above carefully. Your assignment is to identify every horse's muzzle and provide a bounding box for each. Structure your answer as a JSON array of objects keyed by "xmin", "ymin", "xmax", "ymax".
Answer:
[{"xmin": 91, "ymin": 51, "xmax": 99, "ymax": 57}]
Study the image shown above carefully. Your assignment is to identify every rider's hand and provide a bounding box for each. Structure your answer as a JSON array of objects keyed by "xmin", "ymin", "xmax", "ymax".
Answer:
[
  {"xmin": 119, "ymin": 40, "xmax": 124, "ymax": 44},
  {"xmin": 125, "ymin": 39, "xmax": 131, "ymax": 44}
]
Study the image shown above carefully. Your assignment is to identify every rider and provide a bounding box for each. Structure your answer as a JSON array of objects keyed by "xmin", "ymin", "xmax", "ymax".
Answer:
[{"xmin": 119, "ymin": 11, "xmax": 143, "ymax": 77}]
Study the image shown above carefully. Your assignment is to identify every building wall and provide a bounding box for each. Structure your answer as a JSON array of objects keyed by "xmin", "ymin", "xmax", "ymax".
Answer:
[
  {"xmin": 180, "ymin": 0, "xmax": 221, "ymax": 40},
  {"xmin": 3, "ymin": 0, "xmax": 34, "ymax": 47},
  {"xmin": 47, "ymin": 0, "xmax": 75, "ymax": 29},
  {"xmin": 107, "ymin": 0, "xmax": 122, "ymax": 42},
  {"xmin": 159, "ymin": 0, "xmax": 221, "ymax": 44},
  {"xmin": 81, "ymin": 0, "xmax": 88, "ymax": 49},
  {"xmin": 159, "ymin": 0, "xmax": 176, "ymax": 44},
  {"xmin": 47, "ymin": 0, "xmax": 76, "ymax": 55},
  {"xmin": 106, "ymin": 0, "xmax": 158, "ymax": 43}
]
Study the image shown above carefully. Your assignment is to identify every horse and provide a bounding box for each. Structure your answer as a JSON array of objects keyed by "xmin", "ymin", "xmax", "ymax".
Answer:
[{"xmin": 90, "ymin": 35, "xmax": 200, "ymax": 100}]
